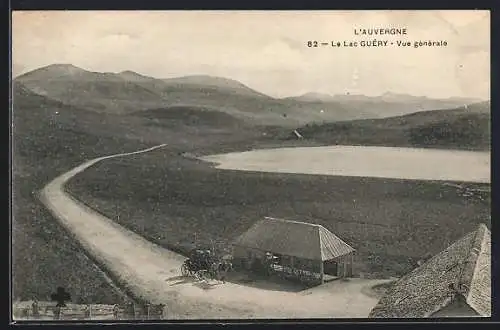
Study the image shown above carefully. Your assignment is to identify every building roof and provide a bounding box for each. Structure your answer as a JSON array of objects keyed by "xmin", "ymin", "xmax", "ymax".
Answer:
[
  {"xmin": 369, "ymin": 223, "xmax": 491, "ymax": 318},
  {"xmin": 233, "ymin": 217, "xmax": 355, "ymax": 261}
]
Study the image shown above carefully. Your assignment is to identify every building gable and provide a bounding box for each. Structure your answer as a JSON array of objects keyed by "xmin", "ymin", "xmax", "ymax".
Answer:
[
  {"xmin": 369, "ymin": 224, "xmax": 491, "ymax": 318},
  {"xmin": 233, "ymin": 217, "xmax": 354, "ymax": 261}
]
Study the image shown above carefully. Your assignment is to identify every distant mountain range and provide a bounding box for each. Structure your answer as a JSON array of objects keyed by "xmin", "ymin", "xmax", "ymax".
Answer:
[
  {"xmin": 285, "ymin": 91, "xmax": 482, "ymax": 118},
  {"xmin": 14, "ymin": 64, "xmax": 487, "ymax": 127}
]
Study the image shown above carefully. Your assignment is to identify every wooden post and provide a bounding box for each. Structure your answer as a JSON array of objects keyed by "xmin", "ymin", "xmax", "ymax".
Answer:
[
  {"xmin": 54, "ymin": 306, "xmax": 61, "ymax": 320},
  {"xmin": 319, "ymin": 260, "xmax": 324, "ymax": 284},
  {"xmin": 349, "ymin": 253, "xmax": 354, "ymax": 277},
  {"xmin": 154, "ymin": 304, "xmax": 164, "ymax": 320},
  {"xmin": 342, "ymin": 256, "xmax": 347, "ymax": 278},
  {"xmin": 23, "ymin": 307, "xmax": 30, "ymax": 319},
  {"xmin": 113, "ymin": 304, "xmax": 119, "ymax": 320},
  {"xmin": 32, "ymin": 300, "xmax": 39, "ymax": 317},
  {"xmin": 84, "ymin": 304, "xmax": 90, "ymax": 319},
  {"xmin": 350, "ymin": 254, "xmax": 353, "ymax": 276},
  {"xmin": 125, "ymin": 302, "xmax": 135, "ymax": 320}
]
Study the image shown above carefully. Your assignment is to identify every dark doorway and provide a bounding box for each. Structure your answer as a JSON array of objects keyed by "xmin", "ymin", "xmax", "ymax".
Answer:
[{"xmin": 324, "ymin": 260, "xmax": 338, "ymax": 276}]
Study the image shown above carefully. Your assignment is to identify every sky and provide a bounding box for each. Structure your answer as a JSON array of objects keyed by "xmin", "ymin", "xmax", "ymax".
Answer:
[{"xmin": 12, "ymin": 10, "xmax": 490, "ymax": 99}]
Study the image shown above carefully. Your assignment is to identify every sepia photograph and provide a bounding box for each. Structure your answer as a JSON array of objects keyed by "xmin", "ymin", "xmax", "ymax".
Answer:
[{"xmin": 11, "ymin": 10, "xmax": 491, "ymax": 321}]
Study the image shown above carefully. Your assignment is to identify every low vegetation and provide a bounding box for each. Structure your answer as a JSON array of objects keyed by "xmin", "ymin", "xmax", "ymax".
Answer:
[
  {"xmin": 12, "ymin": 77, "xmax": 490, "ymax": 304},
  {"xmin": 11, "ymin": 85, "xmax": 273, "ymax": 304},
  {"xmin": 66, "ymin": 147, "xmax": 490, "ymax": 279},
  {"xmin": 12, "ymin": 88, "xmax": 149, "ymax": 304},
  {"xmin": 295, "ymin": 105, "xmax": 490, "ymax": 151}
]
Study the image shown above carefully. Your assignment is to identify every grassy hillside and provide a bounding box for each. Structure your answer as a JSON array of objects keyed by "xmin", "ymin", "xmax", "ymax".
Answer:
[
  {"xmin": 65, "ymin": 146, "xmax": 490, "ymax": 279},
  {"xmin": 161, "ymin": 74, "xmax": 270, "ymax": 97},
  {"xmin": 10, "ymin": 85, "xmax": 229, "ymax": 302},
  {"xmin": 12, "ymin": 73, "xmax": 490, "ymax": 304},
  {"xmin": 15, "ymin": 69, "xmax": 369, "ymax": 127},
  {"xmin": 294, "ymin": 104, "xmax": 490, "ymax": 151},
  {"xmin": 12, "ymin": 80, "xmax": 285, "ymax": 303},
  {"xmin": 16, "ymin": 65, "xmax": 167, "ymax": 114},
  {"xmin": 12, "ymin": 90, "xmax": 144, "ymax": 304},
  {"xmin": 130, "ymin": 106, "xmax": 250, "ymax": 130},
  {"xmin": 16, "ymin": 64, "xmax": 484, "ymax": 127}
]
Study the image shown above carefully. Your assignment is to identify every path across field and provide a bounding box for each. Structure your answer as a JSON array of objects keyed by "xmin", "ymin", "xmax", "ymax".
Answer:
[{"xmin": 38, "ymin": 144, "xmax": 389, "ymax": 319}]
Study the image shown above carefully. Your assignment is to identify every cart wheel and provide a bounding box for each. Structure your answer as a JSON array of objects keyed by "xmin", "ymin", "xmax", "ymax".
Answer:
[
  {"xmin": 197, "ymin": 270, "xmax": 206, "ymax": 281},
  {"xmin": 193, "ymin": 271, "xmax": 200, "ymax": 281},
  {"xmin": 181, "ymin": 263, "xmax": 189, "ymax": 276}
]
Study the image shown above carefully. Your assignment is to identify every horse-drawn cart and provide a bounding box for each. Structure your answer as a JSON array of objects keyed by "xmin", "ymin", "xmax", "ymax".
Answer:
[
  {"xmin": 181, "ymin": 249, "xmax": 214, "ymax": 279},
  {"xmin": 181, "ymin": 249, "xmax": 232, "ymax": 281}
]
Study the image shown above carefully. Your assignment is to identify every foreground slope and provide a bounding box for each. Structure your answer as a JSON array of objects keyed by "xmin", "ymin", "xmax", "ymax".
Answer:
[
  {"xmin": 66, "ymin": 142, "xmax": 490, "ymax": 281},
  {"xmin": 38, "ymin": 145, "xmax": 389, "ymax": 319},
  {"xmin": 12, "ymin": 81, "xmax": 266, "ymax": 304},
  {"xmin": 12, "ymin": 82, "xmax": 147, "ymax": 304},
  {"xmin": 12, "ymin": 74, "xmax": 491, "ymax": 307}
]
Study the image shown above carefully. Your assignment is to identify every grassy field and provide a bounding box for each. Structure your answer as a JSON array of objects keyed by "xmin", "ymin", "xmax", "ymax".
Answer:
[
  {"xmin": 11, "ymin": 135, "xmax": 153, "ymax": 305},
  {"xmin": 11, "ymin": 84, "xmax": 277, "ymax": 304},
  {"xmin": 13, "ymin": 80, "xmax": 491, "ymax": 303},
  {"xmin": 66, "ymin": 147, "xmax": 490, "ymax": 279},
  {"xmin": 12, "ymin": 153, "xmax": 141, "ymax": 304},
  {"xmin": 11, "ymin": 87, "xmax": 153, "ymax": 304}
]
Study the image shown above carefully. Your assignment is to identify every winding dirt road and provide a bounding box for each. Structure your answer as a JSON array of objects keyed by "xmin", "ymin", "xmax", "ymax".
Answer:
[{"xmin": 39, "ymin": 144, "xmax": 388, "ymax": 319}]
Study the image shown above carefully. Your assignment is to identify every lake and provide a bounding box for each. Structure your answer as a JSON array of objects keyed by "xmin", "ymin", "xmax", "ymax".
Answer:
[{"xmin": 200, "ymin": 146, "xmax": 490, "ymax": 183}]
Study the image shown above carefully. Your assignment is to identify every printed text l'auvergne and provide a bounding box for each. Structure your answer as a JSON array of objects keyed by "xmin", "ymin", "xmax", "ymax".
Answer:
[{"xmin": 353, "ymin": 28, "xmax": 408, "ymax": 36}]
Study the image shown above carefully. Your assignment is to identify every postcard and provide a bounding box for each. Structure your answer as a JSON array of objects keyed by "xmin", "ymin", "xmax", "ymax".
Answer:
[{"xmin": 11, "ymin": 10, "xmax": 491, "ymax": 321}]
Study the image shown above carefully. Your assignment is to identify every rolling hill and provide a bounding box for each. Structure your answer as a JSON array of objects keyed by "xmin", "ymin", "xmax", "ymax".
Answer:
[
  {"xmin": 293, "ymin": 102, "xmax": 491, "ymax": 151},
  {"xmin": 161, "ymin": 75, "xmax": 268, "ymax": 97},
  {"xmin": 14, "ymin": 65, "xmax": 367, "ymax": 126},
  {"xmin": 283, "ymin": 92, "xmax": 338, "ymax": 102},
  {"xmin": 15, "ymin": 64, "xmax": 484, "ymax": 127},
  {"xmin": 11, "ymin": 80, "xmax": 268, "ymax": 160},
  {"xmin": 130, "ymin": 106, "xmax": 249, "ymax": 130},
  {"xmin": 16, "ymin": 64, "xmax": 167, "ymax": 114}
]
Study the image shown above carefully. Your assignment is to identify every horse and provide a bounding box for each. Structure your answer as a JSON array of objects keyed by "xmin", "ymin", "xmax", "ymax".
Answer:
[{"xmin": 210, "ymin": 259, "xmax": 233, "ymax": 283}]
